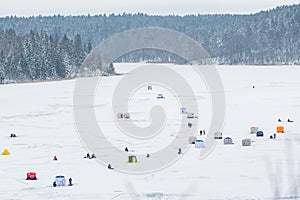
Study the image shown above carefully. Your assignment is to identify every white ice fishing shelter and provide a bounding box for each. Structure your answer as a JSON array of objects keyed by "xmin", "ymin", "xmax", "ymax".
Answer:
[
  {"xmin": 180, "ymin": 108, "xmax": 187, "ymax": 114},
  {"xmin": 214, "ymin": 132, "xmax": 222, "ymax": 139},
  {"xmin": 187, "ymin": 113, "xmax": 194, "ymax": 118},
  {"xmin": 117, "ymin": 113, "xmax": 123, "ymax": 119},
  {"xmin": 124, "ymin": 112, "xmax": 130, "ymax": 119},
  {"xmin": 195, "ymin": 140, "xmax": 204, "ymax": 148},
  {"xmin": 250, "ymin": 127, "xmax": 259, "ymax": 134},
  {"xmin": 55, "ymin": 175, "xmax": 66, "ymax": 186},
  {"xmin": 242, "ymin": 138, "xmax": 251, "ymax": 146}
]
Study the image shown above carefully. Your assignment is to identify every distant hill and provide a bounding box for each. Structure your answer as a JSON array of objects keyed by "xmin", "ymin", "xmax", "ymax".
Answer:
[{"xmin": 0, "ymin": 4, "xmax": 299, "ymax": 83}]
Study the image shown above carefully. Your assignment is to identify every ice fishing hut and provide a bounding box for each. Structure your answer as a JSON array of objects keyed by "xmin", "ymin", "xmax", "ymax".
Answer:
[
  {"xmin": 187, "ymin": 113, "xmax": 195, "ymax": 118},
  {"xmin": 223, "ymin": 137, "xmax": 233, "ymax": 145},
  {"xmin": 188, "ymin": 136, "xmax": 196, "ymax": 144},
  {"xmin": 214, "ymin": 132, "xmax": 223, "ymax": 139},
  {"xmin": 195, "ymin": 140, "xmax": 204, "ymax": 148},
  {"xmin": 26, "ymin": 172, "xmax": 37, "ymax": 180},
  {"xmin": 55, "ymin": 175, "xmax": 66, "ymax": 186},
  {"xmin": 127, "ymin": 155, "xmax": 137, "ymax": 163},
  {"xmin": 157, "ymin": 94, "xmax": 165, "ymax": 99},
  {"xmin": 276, "ymin": 126, "xmax": 284, "ymax": 133},
  {"xmin": 242, "ymin": 138, "xmax": 251, "ymax": 146},
  {"xmin": 250, "ymin": 127, "xmax": 259, "ymax": 134},
  {"xmin": 180, "ymin": 108, "xmax": 187, "ymax": 114},
  {"xmin": 256, "ymin": 131, "xmax": 264, "ymax": 137}
]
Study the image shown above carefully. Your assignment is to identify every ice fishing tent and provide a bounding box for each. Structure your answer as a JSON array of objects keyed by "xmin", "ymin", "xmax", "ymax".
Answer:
[
  {"xmin": 195, "ymin": 140, "xmax": 204, "ymax": 148},
  {"xmin": 148, "ymin": 85, "xmax": 152, "ymax": 90},
  {"xmin": 124, "ymin": 112, "xmax": 130, "ymax": 119},
  {"xmin": 277, "ymin": 126, "xmax": 284, "ymax": 133},
  {"xmin": 117, "ymin": 112, "xmax": 130, "ymax": 119},
  {"xmin": 242, "ymin": 138, "xmax": 251, "ymax": 146},
  {"xmin": 157, "ymin": 94, "xmax": 164, "ymax": 99},
  {"xmin": 187, "ymin": 113, "xmax": 195, "ymax": 118},
  {"xmin": 188, "ymin": 136, "xmax": 196, "ymax": 144},
  {"xmin": 214, "ymin": 132, "xmax": 223, "ymax": 139},
  {"xmin": 127, "ymin": 155, "xmax": 137, "ymax": 163},
  {"xmin": 180, "ymin": 108, "xmax": 187, "ymax": 114},
  {"xmin": 55, "ymin": 175, "xmax": 66, "ymax": 186},
  {"xmin": 256, "ymin": 131, "xmax": 264, "ymax": 137},
  {"xmin": 117, "ymin": 113, "xmax": 123, "ymax": 119},
  {"xmin": 26, "ymin": 172, "xmax": 37, "ymax": 180},
  {"xmin": 250, "ymin": 127, "xmax": 259, "ymax": 134},
  {"xmin": 1, "ymin": 149, "xmax": 10, "ymax": 155},
  {"xmin": 223, "ymin": 137, "xmax": 233, "ymax": 145}
]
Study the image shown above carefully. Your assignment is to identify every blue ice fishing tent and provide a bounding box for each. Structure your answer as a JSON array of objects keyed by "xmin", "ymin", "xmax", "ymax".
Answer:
[
  {"xmin": 157, "ymin": 94, "xmax": 164, "ymax": 99},
  {"xmin": 195, "ymin": 140, "xmax": 204, "ymax": 148},
  {"xmin": 55, "ymin": 175, "xmax": 66, "ymax": 186},
  {"xmin": 223, "ymin": 137, "xmax": 233, "ymax": 145},
  {"xmin": 256, "ymin": 131, "xmax": 264, "ymax": 137}
]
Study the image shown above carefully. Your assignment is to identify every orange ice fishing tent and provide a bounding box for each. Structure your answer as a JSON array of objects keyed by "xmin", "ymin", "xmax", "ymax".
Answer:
[{"xmin": 277, "ymin": 126, "xmax": 284, "ymax": 133}]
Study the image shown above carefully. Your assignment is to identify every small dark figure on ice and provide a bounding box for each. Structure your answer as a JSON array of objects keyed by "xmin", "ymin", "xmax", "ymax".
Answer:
[
  {"xmin": 178, "ymin": 148, "xmax": 182, "ymax": 154},
  {"xmin": 69, "ymin": 178, "xmax": 73, "ymax": 186},
  {"xmin": 10, "ymin": 133, "xmax": 17, "ymax": 137},
  {"xmin": 108, "ymin": 163, "xmax": 114, "ymax": 170},
  {"xmin": 125, "ymin": 147, "xmax": 128, "ymax": 152},
  {"xmin": 288, "ymin": 119, "xmax": 294, "ymax": 123},
  {"xmin": 278, "ymin": 118, "xmax": 282, "ymax": 122}
]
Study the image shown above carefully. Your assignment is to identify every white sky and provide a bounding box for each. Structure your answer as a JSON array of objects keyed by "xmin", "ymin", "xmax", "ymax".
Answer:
[{"xmin": 1, "ymin": 0, "xmax": 299, "ymax": 17}]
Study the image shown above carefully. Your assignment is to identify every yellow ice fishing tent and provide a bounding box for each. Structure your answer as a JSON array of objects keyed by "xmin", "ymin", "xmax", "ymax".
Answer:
[
  {"xmin": 2, "ymin": 149, "xmax": 10, "ymax": 155},
  {"xmin": 127, "ymin": 155, "xmax": 137, "ymax": 163}
]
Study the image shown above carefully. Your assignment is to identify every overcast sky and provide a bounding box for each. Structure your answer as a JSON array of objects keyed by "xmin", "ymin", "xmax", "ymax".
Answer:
[{"xmin": 1, "ymin": 0, "xmax": 299, "ymax": 17}]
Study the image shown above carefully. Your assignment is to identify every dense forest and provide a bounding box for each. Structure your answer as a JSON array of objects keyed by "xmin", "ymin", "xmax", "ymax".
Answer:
[{"xmin": 0, "ymin": 4, "xmax": 299, "ymax": 83}]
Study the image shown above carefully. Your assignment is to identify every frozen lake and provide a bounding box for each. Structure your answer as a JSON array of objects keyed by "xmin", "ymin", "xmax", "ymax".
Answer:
[{"xmin": 0, "ymin": 64, "xmax": 300, "ymax": 199}]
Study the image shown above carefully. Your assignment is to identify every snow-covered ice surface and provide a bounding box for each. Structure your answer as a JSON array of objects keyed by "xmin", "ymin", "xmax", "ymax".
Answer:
[{"xmin": 1, "ymin": 64, "xmax": 300, "ymax": 200}]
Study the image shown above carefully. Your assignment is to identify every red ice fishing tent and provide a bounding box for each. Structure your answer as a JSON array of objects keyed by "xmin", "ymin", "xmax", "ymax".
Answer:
[{"xmin": 26, "ymin": 172, "xmax": 37, "ymax": 180}]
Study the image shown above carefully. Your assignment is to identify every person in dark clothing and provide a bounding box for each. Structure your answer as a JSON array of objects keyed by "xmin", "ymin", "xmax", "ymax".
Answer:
[
  {"xmin": 203, "ymin": 130, "xmax": 206, "ymax": 135},
  {"xmin": 53, "ymin": 155, "xmax": 57, "ymax": 161},
  {"xmin": 270, "ymin": 135, "xmax": 273, "ymax": 139},
  {"xmin": 125, "ymin": 147, "xmax": 128, "ymax": 152},
  {"xmin": 91, "ymin": 153, "xmax": 96, "ymax": 158},
  {"xmin": 146, "ymin": 154, "xmax": 150, "ymax": 158},
  {"xmin": 10, "ymin": 133, "xmax": 16, "ymax": 137},
  {"xmin": 108, "ymin": 164, "xmax": 114, "ymax": 170},
  {"xmin": 53, "ymin": 181, "xmax": 56, "ymax": 187},
  {"xmin": 273, "ymin": 133, "xmax": 276, "ymax": 139},
  {"xmin": 178, "ymin": 148, "xmax": 182, "ymax": 154},
  {"xmin": 278, "ymin": 118, "xmax": 282, "ymax": 122},
  {"xmin": 200, "ymin": 130, "xmax": 202, "ymax": 135},
  {"xmin": 288, "ymin": 119, "xmax": 294, "ymax": 123},
  {"xmin": 68, "ymin": 178, "xmax": 73, "ymax": 186}
]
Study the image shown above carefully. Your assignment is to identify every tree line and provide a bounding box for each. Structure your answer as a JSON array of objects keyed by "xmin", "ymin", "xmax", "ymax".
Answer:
[{"xmin": 0, "ymin": 4, "xmax": 299, "ymax": 83}]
